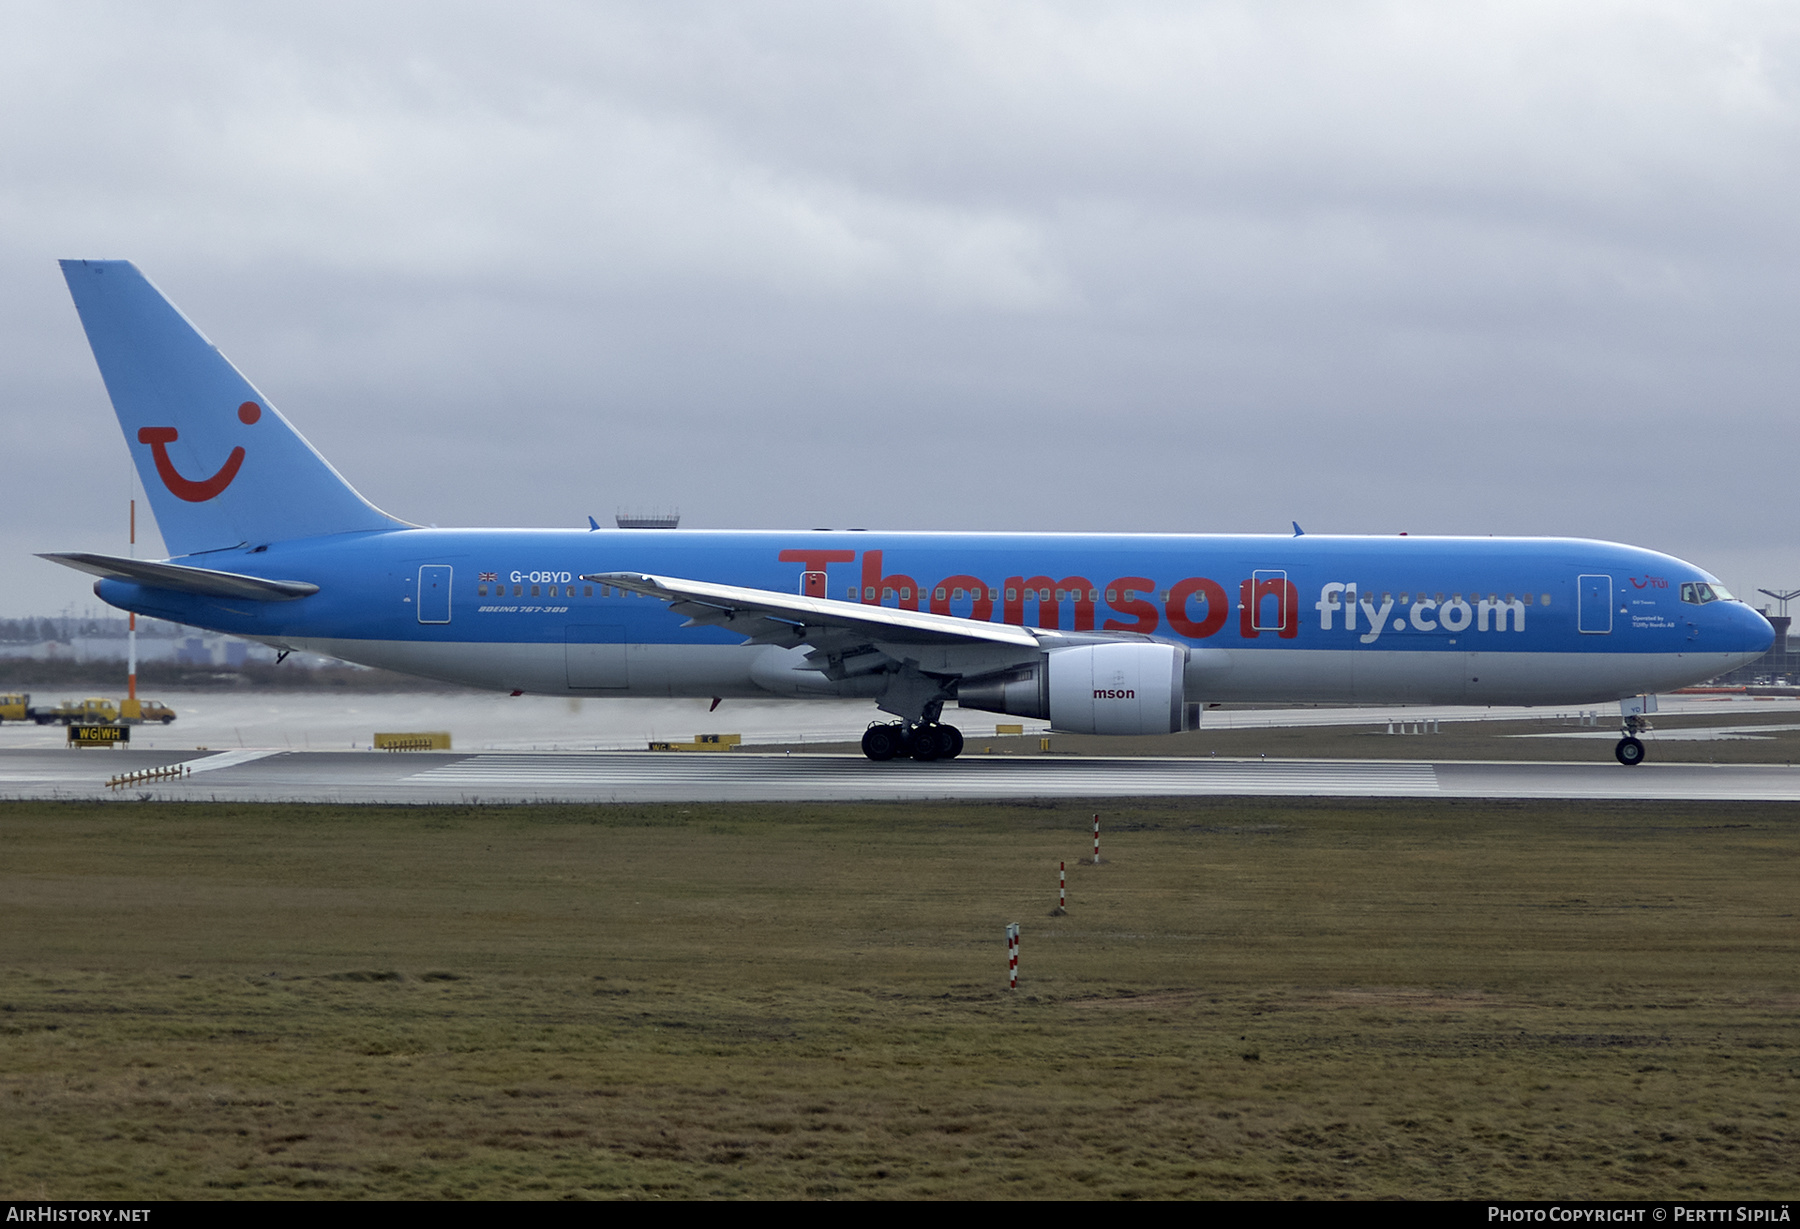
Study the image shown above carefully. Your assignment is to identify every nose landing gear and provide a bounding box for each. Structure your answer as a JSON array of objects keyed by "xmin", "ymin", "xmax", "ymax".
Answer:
[
  {"xmin": 1611, "ymin": 695, "xmax": 1658, "ymax": 767},
  {"xmin": 1614, "ymin": 703, "xmax": 1651, "ymax": 766}
]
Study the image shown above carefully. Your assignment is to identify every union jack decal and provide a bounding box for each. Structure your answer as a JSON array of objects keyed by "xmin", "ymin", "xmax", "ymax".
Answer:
[{"xmin": 479, "ymin": 572, "xmax": 497, "ymax": 582}]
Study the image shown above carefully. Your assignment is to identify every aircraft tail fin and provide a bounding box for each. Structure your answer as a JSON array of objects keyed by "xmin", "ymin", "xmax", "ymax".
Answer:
[{"xmin": 59, "ymin": 260, "xmax": 406, "ymax": 557}]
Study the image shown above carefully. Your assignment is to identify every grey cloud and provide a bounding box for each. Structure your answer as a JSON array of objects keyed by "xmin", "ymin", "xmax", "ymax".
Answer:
[{"xmin": 4, "ymin": 1, "xmax": 1799, "ymax": 615}]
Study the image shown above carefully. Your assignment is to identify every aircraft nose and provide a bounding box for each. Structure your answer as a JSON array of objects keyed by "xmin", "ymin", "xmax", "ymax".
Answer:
[{"xmin": 1733, "ymin": 604, "xmax": 1775, "ymax": 656}]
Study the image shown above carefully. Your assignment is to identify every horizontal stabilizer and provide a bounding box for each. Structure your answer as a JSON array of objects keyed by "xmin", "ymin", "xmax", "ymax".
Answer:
[{"xmin": 39, "ymin": 552, "xmax": 319, "ymax": 602}]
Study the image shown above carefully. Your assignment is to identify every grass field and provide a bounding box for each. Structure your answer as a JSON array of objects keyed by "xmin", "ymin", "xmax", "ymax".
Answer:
[{"xmin": 2, "ymin": 797, "xmax": 1795, "ymax": 1200}]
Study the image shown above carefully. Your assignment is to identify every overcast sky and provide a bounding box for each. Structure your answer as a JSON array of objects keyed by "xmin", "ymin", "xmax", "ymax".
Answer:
[{"xmin": 5, "ymin": 1, "xmax": 1798, "ymax": 618}]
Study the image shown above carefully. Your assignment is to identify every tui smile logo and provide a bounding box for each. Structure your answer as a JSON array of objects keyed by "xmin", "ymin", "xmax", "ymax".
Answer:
[{"xmin": 138, "ymin": 401, "xmax": 260, "ymax": 502}]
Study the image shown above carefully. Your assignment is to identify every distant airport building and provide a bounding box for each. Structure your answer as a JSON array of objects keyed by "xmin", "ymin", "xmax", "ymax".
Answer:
[
  {"xmin": 1710, "ymin": 610, "xmax": 1797, "ymax": 687},
  {"xmin": 0, "ymin": 615, "xmax": 332, "ymax": 670}
]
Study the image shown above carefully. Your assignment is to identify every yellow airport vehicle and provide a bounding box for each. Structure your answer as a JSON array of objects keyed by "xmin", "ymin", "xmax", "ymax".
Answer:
[
  {"xmin": 1, "ymin": 694, "xmax": 177, "ymax": 725},
  {"xmin": 34, "ymin": 697, "xmax": 121, "ymax": 726},
  {"xmin": 120, "ymin": 699, "xmax": 177, "ymax": 724}
]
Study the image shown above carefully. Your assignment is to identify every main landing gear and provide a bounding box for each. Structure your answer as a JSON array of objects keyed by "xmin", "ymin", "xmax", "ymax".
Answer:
[{"xmin": 861, "ymin": 722, "xmax": 965, "ymax": 762}]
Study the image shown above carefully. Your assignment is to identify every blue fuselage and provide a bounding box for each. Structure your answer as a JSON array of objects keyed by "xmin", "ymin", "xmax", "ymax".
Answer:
[{"xmin": 94, "ymin": 528, "xmax": 1773, "ymax": 709}]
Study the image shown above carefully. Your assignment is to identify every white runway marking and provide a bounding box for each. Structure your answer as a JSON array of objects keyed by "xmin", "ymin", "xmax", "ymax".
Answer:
[{"xmin": 179, "ymin": 749, "xmax": 285, "ymax": 773}]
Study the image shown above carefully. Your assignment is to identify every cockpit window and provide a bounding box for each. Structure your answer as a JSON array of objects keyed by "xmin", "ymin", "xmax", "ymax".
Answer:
[{"xmin": 1680, "ymin": 582, "xmax": 1727, "ymax": 605}]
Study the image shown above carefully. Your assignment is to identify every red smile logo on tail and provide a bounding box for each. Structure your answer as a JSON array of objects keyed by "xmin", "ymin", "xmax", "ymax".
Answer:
[{"xmin": 137, "ymin": 401, "xmax": 260, "ymax": 502}]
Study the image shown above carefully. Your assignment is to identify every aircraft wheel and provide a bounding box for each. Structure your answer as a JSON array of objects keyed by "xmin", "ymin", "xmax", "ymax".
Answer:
[
  {"xmin": 1615, "ymin": 736, "xmax": 1645, "ymax": 767},
  {"xmin": 940, "ymin": 725, "xmax": 964, "ymax": 759},
  {"xmin": 911, "ymin": 725, "xmax": 942, "ymax": 762},
  {"xmin": 861, "ymin": 725, "xmax": 900, "ymax": 762}
]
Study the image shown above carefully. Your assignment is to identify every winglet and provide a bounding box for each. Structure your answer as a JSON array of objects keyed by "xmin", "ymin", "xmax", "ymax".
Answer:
[
  {"xmin": 1292, "ymin": 521, "xmax": 1305, "ymax": 537},
  {"xmin": 587, "ymin": 515, "xmax": 601, "ymax": 531}
]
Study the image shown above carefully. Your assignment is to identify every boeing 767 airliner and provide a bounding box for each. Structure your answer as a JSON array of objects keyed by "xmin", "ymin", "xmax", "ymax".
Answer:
[{"xmin": 42, "ymin": 260, "xmax": 1772, "ymax": 765}]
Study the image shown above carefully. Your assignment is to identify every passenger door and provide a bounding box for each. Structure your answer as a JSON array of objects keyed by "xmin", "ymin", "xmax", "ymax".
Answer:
[
  {"xmin": 417, "ymin": 565, "xmax": 452, "ymax": 624},
  {"xmin": 1578, "ymin": 574, "xmax": 1613, "ymax": 634}
]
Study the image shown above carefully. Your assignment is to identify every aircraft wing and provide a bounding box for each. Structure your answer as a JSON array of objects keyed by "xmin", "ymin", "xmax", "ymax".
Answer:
[
  {"xmin": 583, "ymin": 571, "xmax": 1041, "ymax": 650},
  {"xmin": 39, "ymin": 552, "xmax": 320, "ymax": 601}
]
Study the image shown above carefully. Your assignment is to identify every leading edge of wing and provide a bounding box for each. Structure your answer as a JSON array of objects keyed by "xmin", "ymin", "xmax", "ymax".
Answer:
[{"xmin": 584, "ymin": 572, "xmax": 1041, "ymax": 648}]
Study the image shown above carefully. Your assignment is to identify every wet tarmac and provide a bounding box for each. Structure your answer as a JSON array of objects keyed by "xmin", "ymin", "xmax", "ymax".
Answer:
[{"xmin": 5, "ymin": 746, "xmax": 1798, "ymax": 804}]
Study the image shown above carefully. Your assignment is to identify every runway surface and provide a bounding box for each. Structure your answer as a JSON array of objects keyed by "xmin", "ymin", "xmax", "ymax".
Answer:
[
  {"xmin": 2, "ymin": 690, "xmax": 1790, "ymax": 754},
  {"xmin": 5, "ymin": 747, "xmax": 1798, "ymax": 803}
]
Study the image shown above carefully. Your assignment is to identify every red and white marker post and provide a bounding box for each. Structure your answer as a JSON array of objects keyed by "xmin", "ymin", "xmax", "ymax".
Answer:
[
  {"xmin": 1006, "ymin": 923, "xmax": 1019, "ymax": 990},
  {"xmin": 1059, "ymin": 861, "xmax": 1066, "ymax": 910},
  {"xmin": 1092, "ymin": 814, "xmax": 1101, "ymax": 864}
]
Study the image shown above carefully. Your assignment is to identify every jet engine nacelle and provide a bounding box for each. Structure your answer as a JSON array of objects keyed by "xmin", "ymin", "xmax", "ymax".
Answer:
[{"xmin": 955, "ymin": 642, "xmax": 1191, "ymax": 735}]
